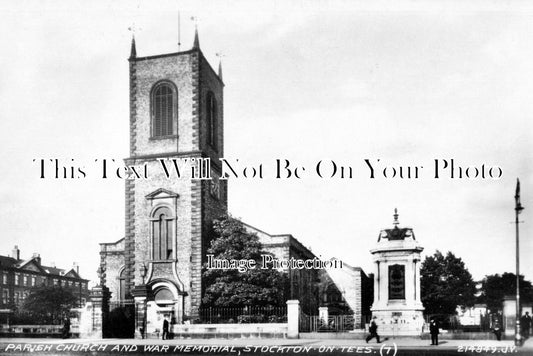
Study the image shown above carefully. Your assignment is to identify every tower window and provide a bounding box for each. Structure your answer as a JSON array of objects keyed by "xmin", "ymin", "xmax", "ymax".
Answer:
[
  {"xmin": 152, "ymin": 83, "xmax": 176, "ymax": 137},
  {"xmin": 206, "ymin": 92, "xmax": 218, "ymax": 150},
  {"xmin": 151, "ymin": 206, "xmax": 174, "ymax": 260}
]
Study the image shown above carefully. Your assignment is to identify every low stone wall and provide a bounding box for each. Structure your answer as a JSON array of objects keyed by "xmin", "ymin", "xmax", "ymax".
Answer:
[
  {"xmin": 300, "ymin": 331, "xmax": 367, "ymax": 339},
  {"xmin": 0, "ymin": 325, "xmax": 78, "ymax": 338},
  {"xmin": 421, "ymin": 331, "xmax": 508, "ymax": 340},
  {"xmin": 144, "ymin": 323, "xmax": 288, "ymax": 339}
]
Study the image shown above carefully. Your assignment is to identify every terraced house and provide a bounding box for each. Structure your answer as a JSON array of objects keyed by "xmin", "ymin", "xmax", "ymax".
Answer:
[{"xmin": 0, "ymin": 246, "xmax": 89, "ymax": 312}]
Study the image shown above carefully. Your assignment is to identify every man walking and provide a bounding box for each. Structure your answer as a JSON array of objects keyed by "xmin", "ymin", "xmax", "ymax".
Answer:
[
  {"xmin": 492, "ymin": 318, "xmax": 502, "ymax": 341},
  {"xmin": 521, "ymin": 312, "xmax": 531, "ymax": 339},
  {"xmin": 366, "ymin": 316, "xmax": 380, "ymax": 343},
  {"xmin": 162, "ymin": 316, "xmax": 169, "ymax": 340},
  {"xmin": 429, "ymin": 318, "xmax": 439, "ymax": 345},
  {"xmin": 61, "ymin": 317, "xmax": 70, "ymax": 339}
]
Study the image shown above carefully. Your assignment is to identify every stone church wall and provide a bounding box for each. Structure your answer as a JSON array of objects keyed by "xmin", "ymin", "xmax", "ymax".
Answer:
[{"xmin": 99, "ymin": 238, "xmax": 125, "ymax": 301}]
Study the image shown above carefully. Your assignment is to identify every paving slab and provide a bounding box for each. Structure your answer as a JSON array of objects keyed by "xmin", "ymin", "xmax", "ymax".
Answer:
[{"xmin": 0, "ymin": 337, "xmax": 531, "ymax": 355}]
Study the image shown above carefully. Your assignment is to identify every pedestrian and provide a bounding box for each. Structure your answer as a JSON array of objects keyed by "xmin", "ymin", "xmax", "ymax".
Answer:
[
  {"xmin": 162, "ymin": 316, "xmax": 169, "ymax": 340},
  {"xmin": 520, "ymin": 312, "xmax": 531, "ymax": 339},
  {"xmin": 492, "ymin": 319, "xmax": 502, "ymax": 341},
  {"xmin": 62, "ymin": 317, "xmax": 70, "ymax": 339},
  {"xmin": 366, "ymin": 316, "xmax": 380, "ymax": 343},
  {"xmin": 429, "ymin": 318, "xmax": 439, "ymax": 345}
]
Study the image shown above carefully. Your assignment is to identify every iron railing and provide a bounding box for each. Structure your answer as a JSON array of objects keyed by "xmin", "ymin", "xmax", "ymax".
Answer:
[
  {"xmin": 198, "ymin": 306, "xmax": 287, "ymax": 324},
  {"xmin": 306, "ymin": 315, "xmax": 356, "ymax": 332}
]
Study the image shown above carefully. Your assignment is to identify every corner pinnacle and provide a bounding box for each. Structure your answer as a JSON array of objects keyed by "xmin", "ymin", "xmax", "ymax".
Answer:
[
  {"xmin": 129, "ymin": 35, "xmax": 137, "ymax": 59},
  {"xmin": 193, "ymin": 27, "xmax": 200, "ymax": 49}
]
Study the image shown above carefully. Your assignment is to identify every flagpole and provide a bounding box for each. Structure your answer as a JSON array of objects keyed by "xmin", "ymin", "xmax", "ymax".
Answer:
[{"xmin": 514, "ymin": 178, "xmax": 524, "ymax": 347}]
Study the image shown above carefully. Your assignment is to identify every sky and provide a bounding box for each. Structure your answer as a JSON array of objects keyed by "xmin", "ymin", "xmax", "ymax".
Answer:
[{"xmin": 0, "ymin": 0, "xmax": 532, "ymax": 287}]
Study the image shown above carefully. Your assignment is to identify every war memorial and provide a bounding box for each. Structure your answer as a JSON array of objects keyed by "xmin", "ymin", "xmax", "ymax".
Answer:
[{"xmin": 1, "ymin": 2, "xmax": 532, "ymax": 355}]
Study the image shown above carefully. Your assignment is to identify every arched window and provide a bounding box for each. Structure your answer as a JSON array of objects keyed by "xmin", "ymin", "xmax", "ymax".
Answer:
[
  {"xmin": 206, "ymin": 92, "xmax": 217, "ymax": 149},
  {"xmin": 151, "ymin": 206, "xmax": 174, "ymax": 260},
  {"xmin": 152, "ymin": 83, "xmax": 175, "ymax": 137}
]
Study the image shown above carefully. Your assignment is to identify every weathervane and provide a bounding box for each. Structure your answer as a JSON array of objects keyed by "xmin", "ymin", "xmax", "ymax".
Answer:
[
  {"xmin": 127, "ymin": 23, "xmax": 142, "ymax": 37},
  {"xmin": 190, "ymin": 16, "xmax": 198, "ymax": 27}
]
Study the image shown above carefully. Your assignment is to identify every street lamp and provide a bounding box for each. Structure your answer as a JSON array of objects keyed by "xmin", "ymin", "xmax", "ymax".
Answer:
[
  {"xmin": 137, "ymin": 263, "xmax": 148, "ymax": 339},
  {"xmin": 139, "ymin": 263, "xmax": 147, "ymax": 285},
  {"xmin": 514, "ymin": 178, "xmax": 524, "ymax": 347}
]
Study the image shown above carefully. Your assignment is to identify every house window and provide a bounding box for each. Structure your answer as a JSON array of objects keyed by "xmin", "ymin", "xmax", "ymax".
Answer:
[
  {"xmin": 23, "ymin": 275, "xmax": 28, "ymax": 286},
  {"xmin": 152, "ymin": 82, "xmax": 175, "ymax": 137},
  {"xmin": 206, "ymin": 91, "xmax": 218, "ymax": 149},
  {"xmin": 53, "ymin": 279, "xmax": 58, "ymax": 286},
  {"xmin": 151, "ymin": 206, "xmax": 174, "ymax": 260},
  {"xmin": 2, "ymin": 273, "xmax": 7, "ymax": 284},
  {"xmin": 31, "ymin": 276, "xmax": 36, "ymax": 286},
  {"xmin": 2, "ymin": 290, "xmax": 8, "ymax": 304},
  {"xmin": 14, "ymin": 274, "xmax": 19, "ymax": 285}
]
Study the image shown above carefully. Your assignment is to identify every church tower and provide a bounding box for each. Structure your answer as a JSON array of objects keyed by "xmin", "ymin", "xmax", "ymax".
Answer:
[{"xmin": 121, "ymin": 30, "xmax": 227, "ymax": 325}]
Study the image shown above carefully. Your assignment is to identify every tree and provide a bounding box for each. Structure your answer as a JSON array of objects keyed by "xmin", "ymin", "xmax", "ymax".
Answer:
[
  {"xmin": 420, "ymin": 250, "xmax": 477, "ymax": 315},
  {"xmin": 20, "ymin": 285, "xmax": 78, "ymax": 324},
  {"xmin": 202, "ymin": 216, "xmax": 288, "ymax": 308},
  {"xmin": 478, "ymin": 273, "xmax": 533, "ymax": 311}
]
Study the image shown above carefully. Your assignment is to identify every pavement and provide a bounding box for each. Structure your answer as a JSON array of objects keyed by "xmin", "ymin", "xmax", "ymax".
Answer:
[{"xmin": 0, "ymin": 336, "xmax": 533, "ymax": 355}]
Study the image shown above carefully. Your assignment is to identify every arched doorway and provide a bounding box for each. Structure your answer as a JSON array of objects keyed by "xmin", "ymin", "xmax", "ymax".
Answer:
[{"xmin": 145, "ymin": 281, "xmax": 183, "ymax": 335}]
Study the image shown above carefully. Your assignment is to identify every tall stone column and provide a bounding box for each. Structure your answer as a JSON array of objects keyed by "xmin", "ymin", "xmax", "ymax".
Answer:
[
  {"xmin": 132, "ymin": 285, "xmax": 152, "ymax": 339},
  {"xmin": 374, "ymin": 261, "xmax": 380, "ymax": 305},
  {"xmin": 382, "ymin": 261, "xmax": 389, "ymax": 303},
  {"xmin": 414, "ymin": 259, "xmax": 421, "ymax": 302},
  {"xmin": 405, "ymin": 258, "xmax": 415, "ymax": 305},
  {"xmin": 88, "ymin": 285, "xmax": 110, "ymax": 339}
]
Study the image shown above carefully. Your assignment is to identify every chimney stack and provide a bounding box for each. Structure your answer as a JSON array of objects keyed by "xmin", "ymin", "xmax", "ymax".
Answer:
[
  {"xmin": 73, "ymin": 262, "xmax": 79, "ymax": 274},
  {"xmin": 12, "ymin": 245, "xmax": 20, "ymax": 260},
  {"xmin": 32, "ymin": 253, "xmax": 41, "ymax": 265}
]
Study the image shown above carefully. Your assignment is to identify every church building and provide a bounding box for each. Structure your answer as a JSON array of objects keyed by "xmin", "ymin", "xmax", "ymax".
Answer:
[
  {"xmin": 99, "ymin": 29, "xmax": 227, "ymax": 325},
  {"xmin": 98, "ymin": 30, "xmax": 367, "ymax": 337}
]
